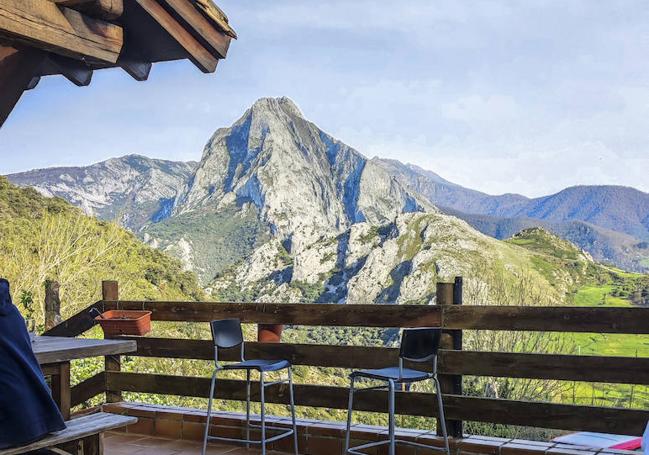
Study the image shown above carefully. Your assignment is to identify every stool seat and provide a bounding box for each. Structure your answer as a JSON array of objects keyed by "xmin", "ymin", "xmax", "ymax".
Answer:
[
  {"xmin": 222, "ymin": 359, "xmax": 290, "ymax": 372},
  {"xmin": 351, "ymin": 367, "xmax": 430, "ymax": 382}
]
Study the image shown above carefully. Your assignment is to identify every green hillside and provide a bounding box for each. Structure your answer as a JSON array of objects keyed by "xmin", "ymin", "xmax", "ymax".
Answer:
[{"xmin": 0, "ymin": 176, "xmax": 203, "ymax": 326}]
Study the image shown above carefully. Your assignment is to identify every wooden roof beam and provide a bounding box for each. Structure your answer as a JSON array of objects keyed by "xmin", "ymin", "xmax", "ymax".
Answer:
[
  {"xmin": 135, "ymin": 0, "xmax": 218, "ymax": 73},
  {"xmin": 0, "ymin": 46, "xmax": 45, "ymax": 128},
  {"xmin": 49, "ymin": 55, "xmax": 93, "ymax": 86},
  {"xmin": 162, "ymin": 0, "xmax": 230, "ymax": 59},
  {"xmin": 48, "ymin": 0, "xmax": 124, "ymax": 21},
  {"xmin": 0, "ymin": 0, "xmax": 123, "ymax": 64}
]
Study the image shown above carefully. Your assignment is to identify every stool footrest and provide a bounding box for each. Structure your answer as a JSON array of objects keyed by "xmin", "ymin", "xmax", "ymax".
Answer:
[
  {"xmin": 347, "ymin": 438, "xmax": 449, "ymax": 455},
  {"xmin": 208, "ymin": 428, "xmax": 294, "ymax": 445}
]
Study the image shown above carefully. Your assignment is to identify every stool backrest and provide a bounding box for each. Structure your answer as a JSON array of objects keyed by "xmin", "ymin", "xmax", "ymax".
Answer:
[
  {"xmin": 210, "ymin": 318, "xmax": 244, "ymax": 349},
  {"xmin": 399, "ymin": 327, "xmax": 442, "ymax": 363}
]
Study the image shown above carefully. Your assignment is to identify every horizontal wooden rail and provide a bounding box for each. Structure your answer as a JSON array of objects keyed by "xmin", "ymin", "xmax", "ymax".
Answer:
[
  {"xmin": 48, "ymin": 301, "xmax": 649, "ymax": 338},
  {"xmin": 443, "ymin": 305, "xmax": 649, "ymax": 333},
  {"xmin": 107, "ymin": 372, "xmax": 649, "ymax": 435},
  {"xmin": 102, "ymin": 301, "xmax": 442, "ymax": 327},
  {"xmin": 71, "ymin": 371, "xmax": 105, "ymax": 408},
  {"xmin": 44, "ymin": 301, "xmax": 104, "ymax": 337},
  {"xmin": 118, "ymin": 336, "xmax": 649, "ymax": 385}
]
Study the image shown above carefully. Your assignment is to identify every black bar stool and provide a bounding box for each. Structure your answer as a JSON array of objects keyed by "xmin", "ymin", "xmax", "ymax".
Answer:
[
  {"xmin": 344, "ymin": 327, "xmax": 450, "ymax": 455},
  {"xmin": 202, "ymin": 318, "xmax": 298, "ymax": 455}
]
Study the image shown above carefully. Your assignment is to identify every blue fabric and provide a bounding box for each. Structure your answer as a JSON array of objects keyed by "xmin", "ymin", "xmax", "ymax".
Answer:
[
  {"xmin": 222, "ymin": 359, "xmax": 291, "ymax": 372},
  {"xmin": 351, "ymin": 367, "xmax": 431, "ymax": 382},
  {"xmin": 0, "ymin": 279, "xmax": 66, "ymax": 450}
]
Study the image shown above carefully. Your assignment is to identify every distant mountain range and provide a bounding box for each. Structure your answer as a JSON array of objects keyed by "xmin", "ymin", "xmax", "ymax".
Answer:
[
  {"xmin": 374, "ymin": 159, "xmax": 649, "ymax": 271},
  {"xmin": 7, "ymin": 97, "xmax": 649, "ymax": 278}
]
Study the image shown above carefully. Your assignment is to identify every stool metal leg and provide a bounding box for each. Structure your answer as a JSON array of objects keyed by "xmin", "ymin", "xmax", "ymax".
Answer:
[
  {"xmin": 245, "ymin": 370, "xmax": 251, "ymax": 449},
  {"xmin": 388, "ymin": 379, "xmax": 396, "ymax": 455},
  {"xmin": 434, "ymin": 376, "xmax": 450, "ymax": 455},
  {"xmin": 260, "ymin": 371, "xmax": 266, "ymax": 455},
  {"xmin": 344, "ymin": 376, "xmax": 355, "ymax": 454},
  {"xmin": 201, "ymin": 369, "xmax": 217, "ymax": 455},
  {"xmin": 288, "ymin": 368, "xmax": 298, "ymax": 455}
]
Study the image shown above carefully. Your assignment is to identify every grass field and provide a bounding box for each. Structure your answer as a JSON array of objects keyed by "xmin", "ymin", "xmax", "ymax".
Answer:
[{"xmin": 560, "ymin": 279, "xmax": 649, "ymax": 410}]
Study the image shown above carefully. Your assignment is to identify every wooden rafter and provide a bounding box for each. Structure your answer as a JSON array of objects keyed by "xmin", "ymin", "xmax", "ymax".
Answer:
[
  {"xmin": 48, "ymin": 0, "xmax": 124, "ymax": 21},
  {"xmin": 163, "ymin": 0, "xmax": 230, "ymax": 59},
  {"xmin": 0, "ymin": 46, "xmax": 45, "ymax": 127},
  {"xmin": 48, "ymin": 55, "xmax": 93, "ymax": 86},
  {"xmin": 135, "ymin": 0, "xmax": 218, "ymax": 73},
  {"xmin": 0, "ymin": 0, "xmax": 123, "ymax": 63}
]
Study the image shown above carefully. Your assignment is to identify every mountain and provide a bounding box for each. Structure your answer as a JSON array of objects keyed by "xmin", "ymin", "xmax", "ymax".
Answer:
[
  {"xmin": 8, "ymin": 155, "xmax": 196, "ymax": 231},
  {"xmin": 144, "ymin": 97, "xmax": 428, "ymax": 282},
  {"xmin": 7, "ymin": 96, "xmax": 649, "ymax": 277},
  {"xmin": 374, "ymin": 159, "xmax": 529, "ymax": 215},
  {"xmin": 0, "ymin": 176, "xmax": 203, "ymax": 324},
  {"xmin": 377, "ymin": 159, "xmax": 649, "ymax": 272}
]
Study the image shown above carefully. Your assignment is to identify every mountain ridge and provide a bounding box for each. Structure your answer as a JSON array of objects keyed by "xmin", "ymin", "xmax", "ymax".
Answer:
[{"xmin": 6, "ymin": 96, "xmax": 649, "ymax": 274}]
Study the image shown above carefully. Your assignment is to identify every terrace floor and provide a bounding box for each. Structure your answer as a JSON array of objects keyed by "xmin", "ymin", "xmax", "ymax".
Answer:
[{"xmin": 104, "ymin": 432, "xmax": 287, "ymax": 455}]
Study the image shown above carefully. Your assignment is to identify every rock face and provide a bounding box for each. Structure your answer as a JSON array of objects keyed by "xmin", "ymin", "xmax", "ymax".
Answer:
[
  {"xmin": 8, "ymin": 155, "xmax": 196, "ymax": 231},
  {"xmin": 173, "ymin": 97, "xmax": 426, "ymax": 254}
]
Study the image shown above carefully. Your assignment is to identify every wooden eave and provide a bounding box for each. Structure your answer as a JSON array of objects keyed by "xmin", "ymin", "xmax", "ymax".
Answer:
[{"xmin": 0, "ymin": 0, "xmax": 236, "ymax": 127}]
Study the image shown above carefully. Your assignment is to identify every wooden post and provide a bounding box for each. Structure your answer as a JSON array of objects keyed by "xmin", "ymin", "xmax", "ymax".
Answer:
[
  {"xmin": 436, "ymin": 277, "xmax": 464, "ymax": 438},
  {"xmin": 105, "ymin": 355, "xmax": 122, "ymax": 403},
  {"xmin": 101, "ymin": 280, "xmax": 119, "ymax": 301},
  {"xmin": 103, "ymin": 281, "xmax": 121, "ymax": 402},
  {"xmin": 0, "ymin": 46, "xmax": 45, "ymax": 128},
  {"xmin": 44, "ymin": 279, "xmax": 63, "ymax": 331},
  {"xmin": 49, "ymin": 361, "xmax": 71, "ymax": 420}
]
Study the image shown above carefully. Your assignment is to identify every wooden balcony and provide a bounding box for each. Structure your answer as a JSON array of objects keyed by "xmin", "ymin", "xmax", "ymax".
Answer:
[{"xmin": 45, "ymin": 278, "xmax": 649, "ymax": 455}]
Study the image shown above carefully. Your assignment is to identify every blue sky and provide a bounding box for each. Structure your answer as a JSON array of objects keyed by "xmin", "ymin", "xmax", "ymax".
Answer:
[{"xmin": 1, "ymin": 0, "xmax": 649, "ymax": 197}]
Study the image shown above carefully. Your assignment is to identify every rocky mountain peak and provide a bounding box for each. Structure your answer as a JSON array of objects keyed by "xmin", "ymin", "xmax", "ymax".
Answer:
[{"xmin": 173, "ymin": 97, "xmax": 427, "ymax": 253}]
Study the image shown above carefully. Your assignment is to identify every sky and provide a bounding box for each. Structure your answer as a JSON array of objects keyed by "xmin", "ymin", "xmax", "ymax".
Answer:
[{"xmin": 1, "ymin": 0, "xmax": 649, "ymax": 197}]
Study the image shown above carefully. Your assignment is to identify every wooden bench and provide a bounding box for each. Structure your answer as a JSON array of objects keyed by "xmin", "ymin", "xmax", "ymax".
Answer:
[{"xmin": 0, "ymin": 412, "xmax": 137, "ymax": 455}]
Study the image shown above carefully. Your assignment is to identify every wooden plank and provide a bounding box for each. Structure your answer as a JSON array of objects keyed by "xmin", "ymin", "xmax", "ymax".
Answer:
[
  {"xmin": 161, "ymin": 0, "xmax": 230, "ymax": 59},
  {"xmin": 0, "ymin": 413, "xmax": 137, "ymax": 455},
  {"xmin": 104, "ymin": 301, "xmax": 442, "ymax": 327},
  {"xmin": 134, "ymin": 0, "xmax": 217, "ymax": 73},
  {"xmin": 43, "ymin": 301, "xmax": 104, "ymax": 337},
  {"xmin": 0, "ymin": 0, "xmax": 123, "ymax": 63},
  {"xmin": 33, "ymin": 336, "xmax": 136, "ymax": 364},
  {"xmin": 0, "ymin": 46, "xmax": 44, "ymax": 128},
  {"xmin": 106, "ymin": 371, "xmax": 649, "ymax": 435},
  {"xmin": 121, "ymin": 336, "xmax": 649, "ymax": 385},
  {"xmin": 443, "ymin": 305, "xmax": 649, "ymax": 333},
  {"xmin": 441, "ymin": 350, "xmax": 649, "ymax": 385},
  {"xmin": 71, "ymin": 372, "xmax": 106, "ymax": 408}
]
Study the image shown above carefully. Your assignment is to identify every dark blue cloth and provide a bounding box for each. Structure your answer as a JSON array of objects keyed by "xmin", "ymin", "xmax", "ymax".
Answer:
[{"xmin": 0, "ymin": 279, "xmax": 66, "ymax": 449}]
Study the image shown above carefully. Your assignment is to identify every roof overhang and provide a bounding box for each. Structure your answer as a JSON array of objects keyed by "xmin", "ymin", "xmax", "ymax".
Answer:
[{"xmin": 0, "ymin": 0, "xmax": 236, "ymax": 127}]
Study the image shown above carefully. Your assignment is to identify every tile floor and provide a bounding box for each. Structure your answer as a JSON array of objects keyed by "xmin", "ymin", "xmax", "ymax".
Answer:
[{"xmin": 104, "ymin": 432, "xmax": 288, "ymax": 455}]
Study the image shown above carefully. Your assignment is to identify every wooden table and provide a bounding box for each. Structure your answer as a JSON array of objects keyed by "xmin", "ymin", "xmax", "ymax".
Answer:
[{"xmin": 33, "ymin": 336, "xmax": 136, "ymax": 419}]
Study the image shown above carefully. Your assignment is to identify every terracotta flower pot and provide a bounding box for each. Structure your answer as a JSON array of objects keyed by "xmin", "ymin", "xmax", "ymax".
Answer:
[
  {"xmin": 257, "ymin": 324, "xmax": 283, "ymax": 343},
  {"xmin": 95, "ymin": 310, "xmax": 152, "ymax": 337}
]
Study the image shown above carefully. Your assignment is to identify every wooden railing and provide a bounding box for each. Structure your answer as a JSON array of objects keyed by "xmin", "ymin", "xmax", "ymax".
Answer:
[{"xmin": 47, "ymin": 279, "xmax": 649, "ymax": 437}]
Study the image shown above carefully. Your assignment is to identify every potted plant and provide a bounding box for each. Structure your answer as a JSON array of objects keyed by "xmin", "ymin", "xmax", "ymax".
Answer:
[{"xmin": 257, "ymin": 323, "xmax": 283, "ymax": 343}]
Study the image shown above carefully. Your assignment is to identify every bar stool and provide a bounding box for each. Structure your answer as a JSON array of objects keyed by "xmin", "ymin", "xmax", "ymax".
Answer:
[
  {"xmin": 202, "ymin": 318, "xmax": 298, "ymax": 455},
  {"xmin": 344, "ymin": 327, "xmax": 450, "ymax": 455}
]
